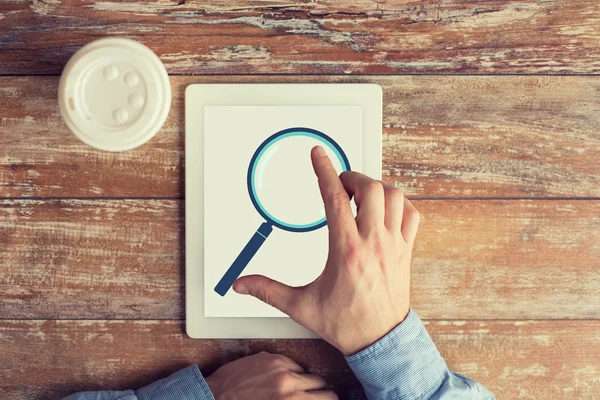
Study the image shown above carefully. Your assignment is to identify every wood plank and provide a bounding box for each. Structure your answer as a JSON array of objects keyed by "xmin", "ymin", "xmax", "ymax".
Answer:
[
  {"xmin": 2, "ymin": 75, "xmax": 599, "ymax": 198},
  {"xmin": 1, "ymin": 199, "xmax": 598, "ymax": 320},
  {"xmin": 1, "ymin": 0, "xmax": 599, "ymax": 75},
  {"xmin": 1, "ymin": 319, "xmax": 599, "ymax": 399},
  {"xmin": 0, "ymin": 200, "xmax": 183, "ymax": 319}
]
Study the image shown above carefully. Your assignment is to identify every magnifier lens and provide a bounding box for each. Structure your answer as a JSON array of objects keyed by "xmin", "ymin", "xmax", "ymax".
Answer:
[
  {"xmin": 215, "ymin": 128, "xmax": 350, "ymax": 296},
  {"xmin": 251, "ymin": 134, "xmax": 345, "ymax": 230}
]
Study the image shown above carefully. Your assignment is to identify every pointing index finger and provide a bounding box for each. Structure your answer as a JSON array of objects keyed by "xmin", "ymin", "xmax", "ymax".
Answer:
[{"xmin": 311, "ymin": 146, "xmax": 356, "ymax": 237}]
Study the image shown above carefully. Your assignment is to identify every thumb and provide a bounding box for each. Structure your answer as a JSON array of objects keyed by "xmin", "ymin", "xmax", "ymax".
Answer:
[{"xmin": 233, "ymin": 275, "xmax": 299, "ymax": 316}]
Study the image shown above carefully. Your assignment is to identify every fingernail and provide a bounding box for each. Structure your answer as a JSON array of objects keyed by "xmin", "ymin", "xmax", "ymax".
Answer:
[
  {"xmin": 234, "ymin": 284, "xmax": 249, "ymax": 295},
  {"xmin": 314, "ymin": 146, "xmax": 326, "ymax": 157}
]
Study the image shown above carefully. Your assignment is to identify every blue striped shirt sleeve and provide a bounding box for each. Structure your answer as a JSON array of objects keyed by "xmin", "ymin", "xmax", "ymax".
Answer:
[
  {"xmin": 63, "ymin": 365, "xmax": 215, "ymax": 400},
  {"xmin": 346, "ymin": 310, "xmax": 495, "ymax": 400}
]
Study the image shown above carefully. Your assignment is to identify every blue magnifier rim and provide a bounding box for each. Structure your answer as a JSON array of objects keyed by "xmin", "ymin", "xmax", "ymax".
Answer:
[{"xmin": 248, "ymin": 127, "xmax": 351, "ymax": 232}]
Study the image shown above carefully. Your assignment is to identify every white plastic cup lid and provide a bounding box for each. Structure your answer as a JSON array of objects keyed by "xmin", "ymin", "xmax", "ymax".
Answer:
[{"xmin": 59, "ymin": 38, "xmax": 171, "ymax": 151}]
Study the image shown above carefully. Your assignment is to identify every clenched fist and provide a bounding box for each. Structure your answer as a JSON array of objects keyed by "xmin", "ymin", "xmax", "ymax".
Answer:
[{"xmin": 206, "ymin": 352, "xmax": 337, "ymax": 400}]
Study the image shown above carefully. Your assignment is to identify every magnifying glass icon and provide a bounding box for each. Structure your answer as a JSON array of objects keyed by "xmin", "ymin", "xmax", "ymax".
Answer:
[{"xmin": 214, "ymin": 127, "xmax": 351, "ymax": 296}]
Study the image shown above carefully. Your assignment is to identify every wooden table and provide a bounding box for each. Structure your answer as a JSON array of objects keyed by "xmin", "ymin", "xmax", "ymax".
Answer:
[{"xmin": 1, "ymin": 1, "xmax": 599, "ymax": 399}]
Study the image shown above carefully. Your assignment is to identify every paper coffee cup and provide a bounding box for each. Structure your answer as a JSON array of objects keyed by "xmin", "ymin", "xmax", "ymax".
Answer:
[{"xmin": 59, "ymin": 38, "xmax": 171, "ymax": 151}]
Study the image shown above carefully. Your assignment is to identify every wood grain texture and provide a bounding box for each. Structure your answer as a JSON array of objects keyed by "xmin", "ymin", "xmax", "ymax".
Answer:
[
  {"xmin": 1, "ymin": 0, "xmax": 600, "ymax": 75},
  {"xmin": 1, "ymin": 319, "xmax": 599, "ymax": 399},
  {"xmin": 0, "ymin": 199, "xmax": 183, "ymax": 320},
  {"xmin": 2, "ymin": 199, "xmax": 598, "ymax": 320},
  {"xmin": 2, "ymin": 75, "xmax": 599, "ymax": 198},
  {"xmin": 1, "ymin": 1, "xmax": 598, "ymax": 398}
]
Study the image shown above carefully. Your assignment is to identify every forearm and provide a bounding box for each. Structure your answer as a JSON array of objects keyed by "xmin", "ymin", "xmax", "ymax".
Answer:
[
  {"xmin": 63, "ymin": 365, "xmax": 215, "ymax": 400},
  {"xmin": 346, "ymin": 310, "xmax": 495, "ymax": 400}
]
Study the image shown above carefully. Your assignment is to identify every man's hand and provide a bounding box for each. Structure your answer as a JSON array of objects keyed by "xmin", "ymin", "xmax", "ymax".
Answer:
[
  {"xmin": 206, "ymin": 352, "xmax": 337, "ymax": 399},
  {"xmin": 234, "ymin": 146, "xmax": 420, "ymax": 356}
]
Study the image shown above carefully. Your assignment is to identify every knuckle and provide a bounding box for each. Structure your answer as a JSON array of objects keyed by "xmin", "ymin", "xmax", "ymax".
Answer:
[
  {"xmin": 406, "ymin": 206, "xmax": 420, "ymax": 224},
  {"xmin": 387, "ymin": 187, "xmax": 404, "ymax": 203},
  {"xmin": 342, "ymin": 238, "xmax": 360, "ymax": 265},
  {"xmin": 259, "ymin": 352, "xmax": 279, "ymax": 366},
  {"xmin": 262, "ymin": 351, "xmax": 278, "ymax": 360},
  {"xmin": 274, "ymin": 371, "xmax": 294, "ymax": 388},
  {"xmin": 365, "ymin": 180, "xmax": 384, "ymax": 195},
  {"xmin": 266, "ymin": 358, "xmax": 281, "ymax": 370},
  {"xmin": 371, "ymin": 238, "xmax": 385, "ymax": 258},
  {"xmin": 313, "ymin": 375, "xmax": 327, "ymax": 387},
  {"xmin": 256, "ymin": 288, "xmax": 272, "ymax": 306},
  {"xmin": 329, "ymin": 191, "xmax": 350, "ymax": 210},
  {"xmin": 364, "ymin": 232, "xmax": 388, "ymax": 261},
  {"xmin": 365, "ymin": 224, "xmax": 387, "ymax": 244},
  {"xmin": 270, "ymin": 354, "xmax": 291, "ymax": 367},
  {"xmin": 412, "ymin": 209, "xmax": 421, "ymax": 222}
]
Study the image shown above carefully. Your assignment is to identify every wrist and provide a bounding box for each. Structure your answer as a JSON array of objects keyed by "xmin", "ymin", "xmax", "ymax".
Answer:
[
  {"xmin": 339, "ymin": 308, "xmax": 410, "ymax": 356},
  {"xmin": 205, "ymin": 375, "xmax": 221, "ymax": 398}
]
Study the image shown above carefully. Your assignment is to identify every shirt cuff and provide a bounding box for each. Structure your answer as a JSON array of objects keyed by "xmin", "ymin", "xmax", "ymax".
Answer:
[
  {"xmin": 136, "ymin": 365, "xmax": 215, "ymax": 400},
  {"xmin": 345, "ymin": 310, "xmax": 448, "ymax": 400}
]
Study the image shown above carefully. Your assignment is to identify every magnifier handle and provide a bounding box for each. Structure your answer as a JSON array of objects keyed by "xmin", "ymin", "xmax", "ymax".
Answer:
[{"xmin": 214, "ymin": 222, "xmax": 273, "ymax": 296}]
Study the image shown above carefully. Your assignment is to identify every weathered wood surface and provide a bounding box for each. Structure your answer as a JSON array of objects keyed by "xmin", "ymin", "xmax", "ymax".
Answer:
[
  {"xmin": 2, "ymin": 75, "xmax": 599, "ymax": 199},
  {"xmin": 1, "ymin": 1, "xmax": 598, "ymax": 399},
  {"xmin": 0, "ymin": 200, "xmax": 183, "ymax": 320},
  {"xmin": 2, "ymin": 199, "xmax": 598, "ymax": 320},
  {"xmin": 1, "ymin": 319, "xmax": 599, "ymax": 399},
  {"xmin": 1, "ymin": 0, "xmax": 600, "ymax": 75}
]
